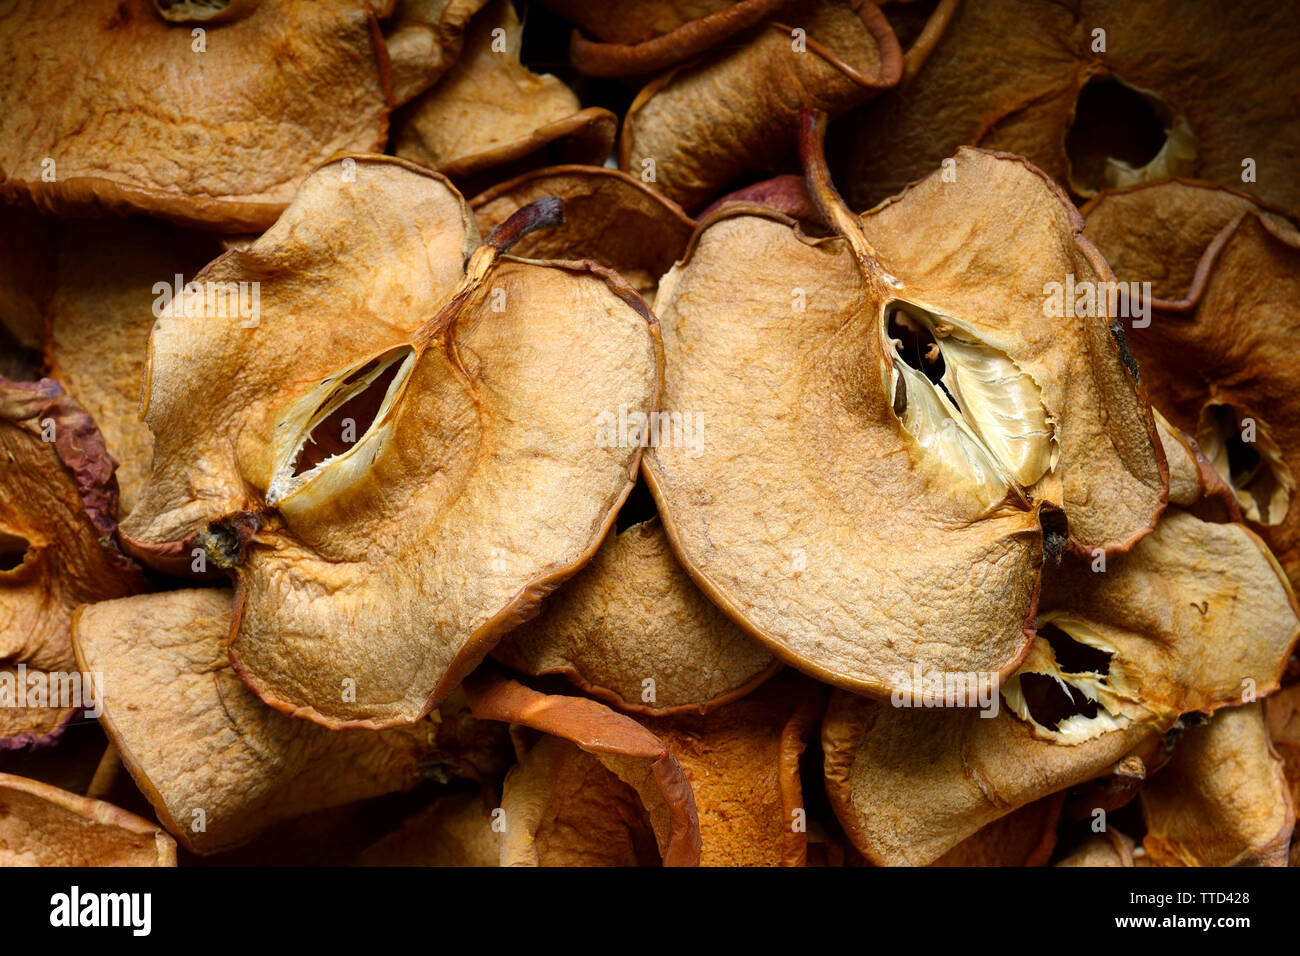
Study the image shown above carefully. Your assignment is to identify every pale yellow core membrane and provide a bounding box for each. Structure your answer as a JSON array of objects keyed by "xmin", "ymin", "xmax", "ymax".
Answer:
[
  {"xmin": 1197, "ymin": 403, "xmax": 1295, "ymax": 526},
  {"xmin": 886, "ymin": 303, "xmax": 1054, "ymax": 505}
]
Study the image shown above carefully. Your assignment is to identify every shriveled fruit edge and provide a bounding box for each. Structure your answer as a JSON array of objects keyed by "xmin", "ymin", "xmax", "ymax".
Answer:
[
  {"xmin": 469, "ymin": 164, "xmax": 695, "ymax": 231},
  {"xmin": 463, "ymin": 671, "xmax": 701, "ymax": 865},
  {"xmin": 779, "ymin": 683, "xmax": 829, "ymax": 866},
  {"xmin": 224, "ymin": 253, "xmax": 663, "ymax": 730}
]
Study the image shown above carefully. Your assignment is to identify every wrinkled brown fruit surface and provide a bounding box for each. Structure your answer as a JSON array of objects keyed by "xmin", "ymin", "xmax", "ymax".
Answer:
[{"xmin": 118, "ymin": 155, "xmax": 661, "ymax": 728}]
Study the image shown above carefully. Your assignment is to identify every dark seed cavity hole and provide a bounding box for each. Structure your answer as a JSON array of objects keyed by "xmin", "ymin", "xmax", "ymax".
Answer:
[
  {"xmin": 1019, "ymin": 673, "xmax": 1099, "ymax": 731},
  {"xmin": 1066, "ymin": 77, "xmax": 1172, "ymax": 195},
  {"xmin": 291, "ymin": 357, "xmax": 405, "ymax": 479},
  {"xmin": 1198, "ymin": 403, "xmax": 1292, "ymax": 525},
  {"xmin": 0, "ymin": 530, "xmax": 30, "ymax": 572},
  {"xmin": 1041, "ymin": 623, "xmax": 1113, "ymax": 675},
  {"xmin": 887, "ymin": 307, "xmax": 954, "ymax": 402}
]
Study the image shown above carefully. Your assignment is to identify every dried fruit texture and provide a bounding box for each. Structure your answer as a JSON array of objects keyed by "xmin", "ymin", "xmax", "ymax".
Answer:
[
  {"xmin": 1055, "ymin": 830, "xmax": 1137, "ymax": 867},
  {"xmin": 395, "ymin": 0, "xmax": 617, "ymax": 185},
  {"xmin": 358, "ymin": 791, "xmax": 499, "ymax": 866},
  {"xmin": 465, "ymin": 672, "xmax": 702, "ymax": 865},
  {"xmin": 840, "ymin": 0, "xmax": 1300, "ymax": 218},
  {"xmin": 1018, "ymin": 510, "xmax": 1300, "ymax": 744},
  {"xmin": 1153, "ymin": 409, "xmax": 1239, "ymax": 518},
  {"xmin": 646, "ymin": 126, "xmax": 1163, "ymax": 700},
  {"xmin": 621, "ymin": 0, "xmax": 902, "ymax": 212},
  {"xmin": 544, "ymin": 0, "xmax": 791, "ymax": 77},
  {"xmin": 41, "ymin": 221, "xmax": 223, "ymax": 518},
  {"xmin": 472, "ymin": 166, "xmax": 695, "ymax": 298},
  {"xmin": 0, "ymin": 772, "xmax": 176, "ymax": 866},
  {"xmin": 821, "ymin": 689, "xmax": 1159, "ymax": 866},
  {"xmin": 0, "ymin": 0, "xmax": 407, "ymax": 231},
  {"xmin": 1083, "ymin": 181, "xmax": 1300, "ymax": 588},
  {"xmin": 0, "ymin": 379, "xmax": 144, "ymax": 748},
  {"xmin": 633, "ymin": 673, "xmax": 824, "ymax": 866},
  {"xmin": 1141, "ymin": 703, "xmax": 1294, "ymax": 867},
  {"xmin": 495, "ymin": 518, "xmax": 778, "ymax": 715},
  {"xmin": 117, "ymin": 155, "xmax": 661, "ymax": 727},
  {"xmin": 72, "ymin": 589, "xmax": 507, "ymax": 855},
  {"xmin": 500, "ymin": 736, "xmax": 665, "ymax": 865},
  {"xmin": 384, "ymin": 0, "xmax": 493, "ymax": 105},
  {"xmin": 1264, "ymin": 684, "xmax": 1300, "ymax": 818},
  {"xmin": 930, "ymin": 793, "xmax": 1064, "ymax": 867}
]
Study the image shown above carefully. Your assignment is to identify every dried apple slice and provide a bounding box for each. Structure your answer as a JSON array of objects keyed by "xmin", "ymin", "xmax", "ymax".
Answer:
[
  {"xmin": 394, "ymin": 0, "xmax": 617, "ymax": 187},
  {"xmin": 1264, "ymin": 685, "xmax": 1300, "ymax": 841},
  {"xmin": 72, "ymin": 589, "xmax": 510, "ymax": 855},
  {"xmin": 1, "ymin": 378, "xmax": 143, "ymax": 749},
  {"xmin": 931, "ymin": 794, "xmax": 1064, "ymax": 867},
  {"xmin": 384, "ymin": 0, "xmax": 493, "ymax": 105},
  {"xmin": 117, "ymin": 155, "xmax": 661, "ymax": 727},
  {"xmin": 0, "ymin": 772, "xmax": 176, "ymax": 866},
  {"xmin": 0, "ymin": 0, "xmax": 441, "ymax": 231},
  {"xmin": 544, "ymin": 0, "xmax": 790, "ymax": 77},
  {"xmin": 841, "ymin": 0, "xmax": 1300, "ymax": 218},
  {"xmin": 620, "ymin": 0, "xmax": 902, "ymax": 212},
  {"xmin": 1153, "ymin": 409, "xmax": 1240, "ymax": 518},
  {"xmin": 1084, "ymin": 181, "xmax": 1300, "ymax": 588},
  {"xmin": 1055, "ymin": 829, "xmax": 1137, "ymax": 867},
  {"xmin": 358, "ymin": 790, "xmax": 500, "ymax": 866},
  {"xmin": 1016, "ymin": 510, "xmax": 1300, "ymax": 743},
  {"xmin": 637, "ymin": 673, "xmax": 826, "ymax": 866},
  {"xmin": 645, "ymin": 112, "xmax": 1162, "ymax": 699},
  {"xmin": 495, "ymin": 516, "xmax": 778, "ymax": 715},
  {"xmin": 821, "ymin": 689, "xmax": 1160, "ymax": 866},
  {"xmin": 1141, "ymin": 703, "xmax": 1294, "ymax": 867},
  {"xmin": 471, "ymin": 166, "xmax": 695, "ymax": 298},
  {"xmin": 464, "ymin": 672, "xmax": 701, "ymax": 866}
]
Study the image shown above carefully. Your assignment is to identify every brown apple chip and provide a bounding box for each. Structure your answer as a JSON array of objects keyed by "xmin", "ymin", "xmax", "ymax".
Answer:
[
  {"xmin": 394, "ymin": 0, "xmax": 617, "ymax": 186},
  {"xmin": 358, "ymin": 790, "xmax": 500, "ymax": 867},
  {"xmin": 646, "ymin": 116, "xmax": 1163, "ymax": 701},
  {"xmin": 495, "ymin": 517, "xmax": 778, "ymax": 716},
  {"xmin": 637, "ymin": 673, "xmax": 826, "ymax": 866},
  {"xmin": 0, "ymin": 772, "xmax": 176, "ymax": 866},
  {"xmin": 931, "ymin": 794, "xmax": 1065, "ymax": 867},
  {"xmin": 1153, "ymin": 409, "xmax": 1240, "ymax": 518},
  {"xmin": 1, "ymin": 378, "xmax": 143, "ymax": 749},
  {"xmin": 41, "ymin": 220, "xmax": 223, "ymax": 519},
  {"xmin": 1017, "ymin": 510, "xmax": 1300, "ymax": 744},
  {"xmin": 1264, "ymin": 684, "xmax": 1300, "ymax": 819},
  {"xmin": 821, "ymin": 689, "xmax": 1160, "ymax": 867},
  {"xmin": 545, "ymin": 0, "xmax": 791, "ymax": 77},
  {"xmin": 1055, "ymin": 829, "xmax": 1137, "ymax": 867},
  {"xmin": 384, "ymin": 0, "xmax": 493, "ymax": 105},
  {"xmin": 1083, "ymin": 182, "xmax": 1300, "ymax": 588},
  {"xmin": 841, "ymin": 0, "xmax": 1300, "ymax": 218},
  {"xmin": 1141, "ymin": 703, "xmax": 1294, "ymax": 867},
  {"xmin": 117, "ymin": 155, "xmax": 661, "ymax": 727},
  {"xmin": 471, "ymin": 166, "xmax": 695, "ymax": 298},
  {"xmin": 620, "ymin": 0, "xmax": 902, "ymax": 212},
  {"xmin": 464, "ymin": 672, "xmax": 702, "ymax": 865},
  {"xmin": 0, "ymin": 0, "xmax": 454, "ymax": 231},
  {"xmin": 72, "ymin": 589, "xmax": 509, "ymax": 855}
]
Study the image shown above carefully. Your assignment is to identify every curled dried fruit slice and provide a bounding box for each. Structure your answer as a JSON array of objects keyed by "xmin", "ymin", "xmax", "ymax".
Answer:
[
  {"xmin": 638, "ymin": 673, "xmax": 827, "ymax": 866},
  {"xmin": 821, "ymin": 689, "xmax": 1159, "ymax": 866},
  {"xmin": 118, "ymin": 155, "xmax": 661, "ymax": 727},
  {"xmin": 1153, "ymin": 409, "xmax": 1239, "ymax": 518},
  {"xmin": 72, "ymin": 589, "xmax": 508, "ymax": 855},
  {"xmin": 1141, "ymin": 704, "xmax": 1294, "ymax": 867},
  {"xmin": 544, "ymin": 0, "xmax": 790, "ymax": 77},
  {"xmin": 1, "ymin": 378, "xmax": 143, "ymax": 748},
  {"xmin": 1084, "ymin": 181, "xmax": 1300, "ymax": 587},
  {"xmin": 1017, "ymin": 510, "xmax": 1300, "ymax": 743},
  {"xmin": 1264, "ymin": 684, "xmax": 1300, "ymax": 820},
  {"xmin": 620, "ymin": 0, "xmax": 902, "ymax": 211},
  {"xmin": 465, "ymin": 672, "xmax": 702, "ymax": 866},
  {"xmin": 383, "ymin": 0, "xmax": 493, "ymax": 105},
  {"xmin": 842, "ymin": 0, "xmax": 1300, "ymax": 218},
  {"xmin": 931, "ymin": 793, "xmax": 1064, "ymax": 867},
  {"xmin": 0, "ymin": 1, "xmax": 435, "ymax": 231},
  {"xmin": 471, "ymin": 166, "xmax": 695, "ymax": 298},
  {"xmin": 394, "ymin": 0, "xmax": 617, "ymax": 188},
  {"xmin": 495, "ymin": 516, "xmax": 778, "ymax": 715},
  {"xmin": 646, "ymin": 114, "xmax": 1162, "ymax": 699},
  {"xmin": 0, "ymin": 772, "xmax": 176, "ymax": 866}
]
